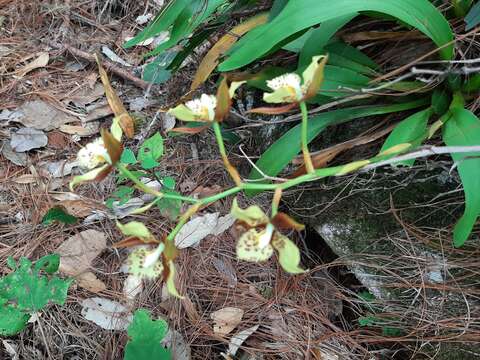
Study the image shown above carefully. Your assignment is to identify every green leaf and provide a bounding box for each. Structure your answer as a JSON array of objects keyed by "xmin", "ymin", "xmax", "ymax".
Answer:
[
  {"xmin": 124, "ymin": 309, "xmax": 171, "ymax": 360},
  {"xmin": 298, "ymin": 14, "xmax": 357, "ymax": 67},
  {"xmin": 157, "ymin": 177, "xmax": 182, "ymax": 221},
  {"xmin": 358, "ymin": 315, "xmax": 377, "ymax": 327},
  {"xmin": 106, "ymin": 185, "xmax": 135, "ymax": 209},
  {"xmin": 442, "ymin": 108, "xmax": 480, "ymax": 247},
  {"xmin": 324, "ymin": 41, "xmax": 379, "ymax": 70},
  {"xmin": 0, "ymin": 304, "xmax": 31, "ymax": 336},
  {"xmin": 120, "ymin": 148, "xmax": 137, "ymax": 165},
  {"xmin": 0, "ymin": 254, "xmax": 72, "ymax": 336},
  {"xmin": 320, "ymin": 65, "xmax": 370, "ymax": 97},
  {"xmin": 138, "ymin": 132, "xmax": 164, "ymax": 169},
  {"xmin": 379, "ymin": 107, "xmax": 433, "ymax": 166},
  {"xmin": 144, "ymin": 0, "xmax": 228, "ymax": 58},
  {"xmin": 42, "ymin": 207, "xmax": 77, "ymax": 226},
  {"xmin": 123, "ymin": 0, "xmax": 190, "ymax": 48},
  {"xmin": 465, "ymin": 1, "xmax": 479, "ymax": 29},
  {"xmin": 247, "ymin": 99, "xmax": 429, "ymax": 195},
  {"xmin": 219, "ymin": 0, "xmax": 453, "ymax": 70},
  {"xmin": 382, "ymin": 326, "xmax": 403, "ymax": 337},
  {"xmin": 431, "ymin": 88, "xmax": 450, "ymax": 115}
]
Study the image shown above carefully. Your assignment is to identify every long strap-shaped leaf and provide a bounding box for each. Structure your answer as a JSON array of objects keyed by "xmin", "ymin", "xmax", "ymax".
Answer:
[
  {"xmin": 219, "ymin": 0, "xmax": 453, "ymax": 71},
  {"xmin": 443, "ymin": 108, "xmax": 480, "ymax": 247},
  {"xmin": 246, "ymin": 98, "xmax": 429, "ymax": 196}
]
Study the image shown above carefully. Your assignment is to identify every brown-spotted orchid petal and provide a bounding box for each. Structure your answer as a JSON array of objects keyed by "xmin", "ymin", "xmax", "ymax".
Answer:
[
  {"xmin": 127, "ymin": 247, "xmax": 164, "ymax": 280},
  {"xmin": 230, "ymin": 198, "xmax": 269, "ymax": 227},
  {"xmin": 271, "ymin": 232, "xmax": 305, "ymax": 274},
  {"xmin": 236, "ymin": 228, "xmax": 274, "ymax": 262}
]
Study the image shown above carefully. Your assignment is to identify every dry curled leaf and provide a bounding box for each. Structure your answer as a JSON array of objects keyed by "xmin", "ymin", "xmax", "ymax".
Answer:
[
  {"xmin": 81, "ymin": 297, "xmax": 132, "ymax": 330},
  {"xmin": 210, "ymin": 307, "xmax": 244, "ymax": 336},
  {"xmin": 15, "ymin": 100, "xmax": 77, "ymax": 131},
  {"xmin": 15, "ymin": 52, "xmax": 49, "ymax": 78},
  {"xmin": 96, "ymin": 55, "xmax": 134, "ymax": 138},
  {"xmin": 191, "ymin": 13, "xmax": 268, "ymax": 91},
  {"xmin": 56, "ymin": 229, "xmax": 107, "ymax": 293},
  {"xmin": 57, "ymin": 199, "xmax": 99, "ymax": 218},
  {"xmin": 10, "ymin": 128, "xmax": 48, "ymax": 152}
]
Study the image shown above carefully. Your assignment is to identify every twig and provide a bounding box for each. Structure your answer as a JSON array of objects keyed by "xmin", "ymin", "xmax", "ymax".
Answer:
[
  {"xmin": 363, "ymin": 146, "xmax": 480, "ymax": 171},
  {"xmin": 371, "ymin": 26, "xmax": 480, "ymax": 84},
  {"xmin": 64, "ymin": 45, "xmax": 150, "ymax": 89}
]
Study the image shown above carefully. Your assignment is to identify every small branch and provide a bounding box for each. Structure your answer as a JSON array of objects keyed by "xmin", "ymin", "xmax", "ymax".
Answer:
[
  {"xmin": 363, "ymin": 146, "xmax": 480, "ymax": 171},
  {"xmin": 64, "ymin": 45, "xmax": 150, "ymax": 89}
]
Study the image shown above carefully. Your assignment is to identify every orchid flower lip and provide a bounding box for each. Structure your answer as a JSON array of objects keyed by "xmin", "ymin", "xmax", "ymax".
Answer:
[
  {"xmin": 185, "ymin": 94, "xmax": 217, "ymax": 121},
  {"xmin": 257, "ymin": 223, "xmax": 275, "ymax": 249},
  {"xmin": 77, "ymin": 138, "xmax": 110, "ymax": 169},
  {"xmin": 143, "ymin": 243, "xmax": 165, "ymax": 268}
]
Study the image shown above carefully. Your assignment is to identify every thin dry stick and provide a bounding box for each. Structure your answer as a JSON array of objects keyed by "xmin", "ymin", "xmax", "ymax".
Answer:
[
  {"xmin": 363, "ymin": 145, "xmax": 480, "ymax": 171},
  {"xmin": 371, "ymin": 26, "xmax": 480, "ymax": 84},
  {"xmin": 64, "ymin": 45, "xmax": 150, "ymax": 89}
]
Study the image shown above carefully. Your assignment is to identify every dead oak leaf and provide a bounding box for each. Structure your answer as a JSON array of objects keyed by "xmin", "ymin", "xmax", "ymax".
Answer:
[
  {"xmin": 210, "ymin": 307, "xmax": 244, "ymax": 336},
  {"xmin": 56, "ymin": 229, "xmax": 107, "ymax": 293}
]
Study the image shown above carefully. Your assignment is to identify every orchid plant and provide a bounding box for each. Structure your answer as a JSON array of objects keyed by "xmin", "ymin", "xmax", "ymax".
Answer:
[{"xmin": 71, "ymin": 56, "xmax": 435, "ymax": 297}]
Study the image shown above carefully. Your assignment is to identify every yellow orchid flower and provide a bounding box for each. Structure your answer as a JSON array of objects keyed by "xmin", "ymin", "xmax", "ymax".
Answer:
[
  {"xmin": 230, "ymin": 199, "xmax": 305, "ymax": 274},
  {"xmin": 263, "ymin": 55, "xmax": 327, "ymax": 104}
]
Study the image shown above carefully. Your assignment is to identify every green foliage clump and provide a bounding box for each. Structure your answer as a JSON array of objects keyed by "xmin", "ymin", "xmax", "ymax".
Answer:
[
  {"xmin": 0, "ymin": 254, "xmax": 72, "ymax": 336},
  {"xmin": 124, "ymin": 309, "xmax": 171, "ymax": 360}
]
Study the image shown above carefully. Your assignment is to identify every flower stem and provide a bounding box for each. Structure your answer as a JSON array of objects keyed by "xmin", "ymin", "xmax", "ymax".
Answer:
[
  {"xmin": 299, "ymin": 101, "xmax": 315, "ymax": 174},
  {"xmin": 271, "ymin": 188, "xmax": 282, "ymax": 217},
  {"xmin": 116, "ymin": 163, "xmax": 197, "ymax": 203},
  {"xmin": 212, "ymin": 122, "xmax": 243, "ymax": 186}
]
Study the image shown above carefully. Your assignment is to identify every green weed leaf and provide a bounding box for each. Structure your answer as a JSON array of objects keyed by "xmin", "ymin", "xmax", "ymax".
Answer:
[
  {"xmin": 120, "ymin": 148, "xmax": 137, "ymax": 165},
  {"xmin": 157, "ymin": 177, "xmax": 182, "ymax": 221},
  {"xmin": 42, "ymin": 207, "xmax": 77, "ymax": 226},
  {"xmin": 442, "ymin": 108, "xmax": 480, "ymax": 247},
  {"xmin": 379, "ymin": 107, "xmax": 433, "ymax": 166},
  {"xmin": 0, "ymin": 254, "xmax": 72, "ymax": 336},
  {"xmin": 106, "ymin": 185, "xmax": 134, "ymax": 209},
  {"xmin": 124, "ymin": 309, "xmax": 171, "ymax": 360},
  {"xmin": 138, "ymin": 132, "xmax": 164, "ymax": 169}
]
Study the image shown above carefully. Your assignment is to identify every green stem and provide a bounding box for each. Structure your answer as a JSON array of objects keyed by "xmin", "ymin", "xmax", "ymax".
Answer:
[
  {"xmin": 299, "ymin": 101, "xmax": 315, "ymax": 173},
  {"xmin": 212, "ymin": 122, "xmax": 242, "ymax": 185},
  {"xmin": 116, "ymin": 163, "xmax": 197, "ymax": 203},
  {"xmin": 213, "ymin": 121, "xmax": 227, "ymax": 158}
]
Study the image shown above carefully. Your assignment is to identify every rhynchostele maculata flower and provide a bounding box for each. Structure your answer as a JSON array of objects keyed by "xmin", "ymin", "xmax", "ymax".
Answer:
[
  {"xmin": 263, "ymin": 55, "xmax": 327, "ymax": 104},
  {"xmin": 230, "ymin": 198, "xmax": 306, "ymax": 274}
]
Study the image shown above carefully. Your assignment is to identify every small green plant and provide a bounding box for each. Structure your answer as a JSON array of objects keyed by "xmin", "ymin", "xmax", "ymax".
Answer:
[
  {"xmin": 124, "ymin": 309, "xmax": 171, "ymax": 360},
  {"xmin": 105, "ymin": 132, "xmax": 183, "ymax": 221},
  {"xmin": 0, "ymin": 254, "xmax": 72, "ymax": 336},
  {"xmin": 42, "ymin": 206, "xmax": 78, "ymax": 225}
]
